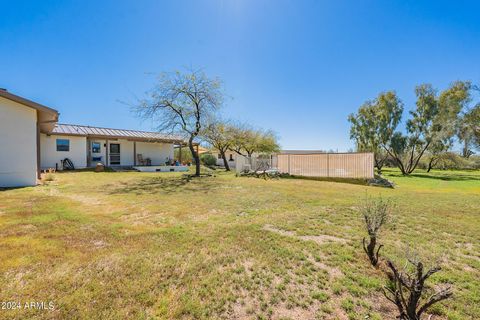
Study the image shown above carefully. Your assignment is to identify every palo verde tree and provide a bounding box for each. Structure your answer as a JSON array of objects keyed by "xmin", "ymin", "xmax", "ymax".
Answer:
[
  {"xmin": 351, "ymin": 82, "xmax": 471, "ymax": 175},
  {"xmin": 458, "ymin": 102, "xmax": 480, "ymax": 158},
  {"xmin": 384, "ymin": 82, "xmax": 470, "ymax": 175},
  {"xmin": 136, "ymin": 69, "xmax": 223, "ymax": 176},
  {"xmin": 202, "ymin": 119, "xmax": 234, "ymax": 171},
  {"xmin": 348, "ymin": 91, "xmax": 403, "ymax": 174},
  {"xmin": 229, "ymin": 123, "xmax": 280, "ymax": 158}
]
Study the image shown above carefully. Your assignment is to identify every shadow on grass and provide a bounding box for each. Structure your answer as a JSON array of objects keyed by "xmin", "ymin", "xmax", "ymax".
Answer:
[
  {"xmin": 0, "ymin": 186, "xmax": 30, "ymax": 192},
  {"xmin": 280, "ymin": 174, "xmax": 370, "ymax": 186},
  {"xmin": 108, "ymin": 175, "xmax": 217, "ymax": 195},
  {"xmin": 385, "ymin": 170, "xmax": 480, "ymax": 182},
  {"xmin": 408, "ymin": 173, "xmax": 480, "ymax": 181}
]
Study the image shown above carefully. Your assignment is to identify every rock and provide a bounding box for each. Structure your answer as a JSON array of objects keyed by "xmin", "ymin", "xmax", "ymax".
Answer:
[{"xmin": 95, "ymin": 163, "xmax": 105, "ymax": 172}]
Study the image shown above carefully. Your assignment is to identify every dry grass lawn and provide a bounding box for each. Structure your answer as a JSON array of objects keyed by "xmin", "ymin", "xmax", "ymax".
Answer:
[{"xmin": 0, "ymin": 168, "xmax": 479, "ymax": 319}]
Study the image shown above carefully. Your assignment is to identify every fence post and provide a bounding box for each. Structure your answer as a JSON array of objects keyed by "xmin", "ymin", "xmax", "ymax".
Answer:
[
  {"xmin": 288, "ymin": 154, "xmax": 291, "ymax": 174},
  {"xmin": 327, "ymin": 153, "xmax": 329, "ymax": 177}
]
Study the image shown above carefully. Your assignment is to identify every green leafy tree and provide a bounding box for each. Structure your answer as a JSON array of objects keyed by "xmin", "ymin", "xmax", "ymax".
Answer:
[
  {"xmin": 229, "ymin": 124, "xmax": 280, "ymax": 157},
  {"xmin": 203, "ymin": 119, "xmax": 234, "ymax": 171},
  {"xmin": 348, "ymin": 91, "xmax": 403, "ymax": 174},
  {"xmin": 384, "ymin": 82, "xmax": 470, "ymax": 175},
  {"xmin": 458, "ymin": 103, "xmax": 480, "ymax": 158}
]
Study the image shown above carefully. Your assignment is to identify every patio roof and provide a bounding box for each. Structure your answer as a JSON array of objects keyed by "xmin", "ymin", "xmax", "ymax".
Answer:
[{"xmin": 52, "ymin": 123, "xmax": 189, "ymax": 144}]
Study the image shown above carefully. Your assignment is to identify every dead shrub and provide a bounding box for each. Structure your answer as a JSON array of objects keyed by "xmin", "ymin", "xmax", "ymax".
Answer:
[
  {"xmin": 383, "ymin": 249, "xmax": 453, "ymax": 320},
  {"xmin": 360, "ymin": 196, "xmax": 393, "ymax": 266}
]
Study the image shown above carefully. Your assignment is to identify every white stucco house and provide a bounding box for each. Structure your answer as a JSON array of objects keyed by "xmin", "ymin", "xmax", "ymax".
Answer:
[
  {"xmin": 0, "ymin": 89, "xmax": 189, "ymax": 188},
  {"xmin": 215, "ymin": 150, "xmax": 238, "ymax": 168}
]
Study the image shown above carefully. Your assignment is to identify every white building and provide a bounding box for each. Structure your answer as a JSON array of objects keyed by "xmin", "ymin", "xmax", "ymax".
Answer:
[
  {"xmin": 0, "ymin": 90, "xmax": 189, "ymax": 187},
  {"xmin": 215, "ymin": 150, "xmax": 238, "ymax": 168},
  {"xmin": 0, "ymin": 89, "xmax": 58, "ymax": 187}
]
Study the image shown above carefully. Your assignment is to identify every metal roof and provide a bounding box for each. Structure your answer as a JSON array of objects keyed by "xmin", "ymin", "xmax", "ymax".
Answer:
[{"xmin": 52, "ymin": 124, "xmax": 187, "ymax": 144}]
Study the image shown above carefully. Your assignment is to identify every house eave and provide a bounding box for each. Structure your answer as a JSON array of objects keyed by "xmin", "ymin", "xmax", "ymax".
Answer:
[{"xmin": 0, "ymin": 90, "xmax": 59, "ymax": 134}]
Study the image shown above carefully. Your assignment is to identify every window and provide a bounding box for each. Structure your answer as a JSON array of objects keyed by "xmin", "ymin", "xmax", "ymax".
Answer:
[
  {"xmin": 56, "ymin": 139, "xmax": 70, "ymax": 152},
  {"xmin": 92, "ymin": 142, "xmax": 101, "ymax": 153},
  {"xmin": 218, "ymin": 153, "xmax": 222, "ymax": 159},
  {"xmin": 229, "ymin": 154, "xmax": 234, "ymax": 161}
]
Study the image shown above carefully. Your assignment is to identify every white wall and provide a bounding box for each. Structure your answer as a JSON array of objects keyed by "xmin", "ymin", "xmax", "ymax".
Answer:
[
  {"xmin": 119, "ymin": 139, "xmax": 134, "ymax": 166},
  {"xmin": 0, "ymin": 97, "xmax": 38, "ymax": 187},
  {"xmin": 40, "ymin": 134, "xmax": 87, "ymax": 170},
  {"xmin": 41, "ymin": 136, "xmax": 174, "ymax": 168},
  {"xmin": 215, "ymin": 150, "xmax": 237, "ymax": 168},
  {"xmin": 136, "ymin": 142, "xmax": 173, "ymax": 166},
  {"xmin": 87, "ymin": 139, "xmax": 172, "ymax": 167}
]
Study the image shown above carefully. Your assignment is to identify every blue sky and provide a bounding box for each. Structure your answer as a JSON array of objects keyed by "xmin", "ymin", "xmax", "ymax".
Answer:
[{"xmin": 1, "ymin": 0, "xmax": 479, "ymax": 150}]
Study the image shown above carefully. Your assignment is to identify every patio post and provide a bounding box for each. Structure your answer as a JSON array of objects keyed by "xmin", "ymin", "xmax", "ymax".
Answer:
[
  {"xmin": 133, "ymin": 141, "xmax": 137, "ymax": 166},
  {"xmin": 179, "ymin": 144, "xmax": 182, "ymax": 162},
  {"xmin": 105, "ymin": 139, "xmax": 109, "ymax": 167}
]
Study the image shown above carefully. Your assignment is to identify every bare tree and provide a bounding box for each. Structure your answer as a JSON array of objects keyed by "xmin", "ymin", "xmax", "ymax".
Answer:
[
  {"xmin": 383, "ymin": 250, "xmax": 453, "ymax": 320},
  {"xmin": 136, "ymin": 69, "xmax": 223, "ymax": 176},
  {"xmin": 361, "ymin": 196, "xmax": 392, "ymax": 267}
]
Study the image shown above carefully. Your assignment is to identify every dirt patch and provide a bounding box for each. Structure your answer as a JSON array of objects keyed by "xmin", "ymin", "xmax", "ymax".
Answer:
[
  {"xmin": 299, "ymin": 234, "xmax": 347, "ymax": 245},
  {"xmin": 308, "ymin": 255, "xmax": 343, "ymax": 279},
  {"xmin": 242, "ymin": 259, "xmax": 255, "ymax": 276},
  {"xmin": 263, "ymin": 224, "xmax": 347, "ymax": 245},
  {"xmin": 230, "ymin": 294, "xmax": 318, "ymax": 320},
  {"xmin": 263, "ymin": 224, "xmax": 296, "ymax": 237},
  {"xmin": 0, "ymin": 224, "xmax": 38, "ymax": 237},
  {"xmin": 2, "ymin": 269, "xmax": 32, "ymax": 291},
  {"xmin": 120, "ymin": 208, "xmax": 155, "ymax": 225},
  {"xmin": 93, "ymin": 253, "xmax": 124, "ymax": 274},
  {"xmin": 65, "ymin": 194, "xmax": 103, "ymax": 206},
  {"xmin": 270, "ymin": 304, "xmax": 317, "ymax": 320},
  {"xmin": 91, "ymin": 240, "xmax": 109, "ymax": 249}
]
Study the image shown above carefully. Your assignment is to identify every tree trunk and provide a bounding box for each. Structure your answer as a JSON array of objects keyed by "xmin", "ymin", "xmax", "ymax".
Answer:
[
  {"xmin": 374, "ymin": 155, "xmax": 384, "ymax": 175},
  {"xmin": 462, "ymin": 139, "xmax": 472, "ymax": 158},
  {"xmin": 220, "ymin": 150, "xmax": 230, "ymax": 171},
  {"xmin": 426, "ymin": 157, "xmax": 435, "ymax": 172},
  {"xmin": 363, "ymin": 236, "xmax": 381, "ymax": 266},
  {"xmin": 189, "ymin": 137, "xmax": 200, "ymax": 176}
]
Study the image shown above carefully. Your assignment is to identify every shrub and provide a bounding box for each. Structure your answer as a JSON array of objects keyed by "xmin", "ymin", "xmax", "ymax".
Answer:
[
  {"xmin": 383, "ymin": 250, "xmax": 453, "ymax": 320},
  {"xmin": 418, "ymin": 152, "xmax": 480, "ymax": 170},
  {"xmin": 200, "ymin": 153, "xmax": 217, "ymax": 167},
  {"xmin": 360, "ymin": 196, "xmax": 393, "ymax": 266},
  {"xmin": 43, "ymin": 173, "xmax": 55, "ymax": 182},
  {"xmin": 42, "ymin": 168, "xmax": 56, "ymax": 182}
]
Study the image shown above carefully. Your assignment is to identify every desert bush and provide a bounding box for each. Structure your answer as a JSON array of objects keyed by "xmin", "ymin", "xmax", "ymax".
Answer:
[
  {"xmin": 43, "ymin": 173, "xmax": 55, "ymax": 182},
  {"xmin": 174, "ymin": 148, "xmax": 193, "ymax": 163},
  {"xmin": 200, "ymin": 153, "xmax": 217, "ymax": 167},
  {"xmin": 42, "ymin": 168, "xmax": 56, "ymax": 182},
  {"xmin": 418, "ymin": 152, "xmax": 474, "ymax": 171},
  {"xmin": 360, "ymin": 196, "xmax": 393, "ymax": 266},
  {"xmin": 384, "ymin": 250, "xmax": 453, "ymax": 320}
]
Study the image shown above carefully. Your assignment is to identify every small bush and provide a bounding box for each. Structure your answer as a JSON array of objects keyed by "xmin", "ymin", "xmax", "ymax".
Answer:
[
  {"xmin": 42, "ymin": 169, "xmax": 56, "ymax": 182},
  {"xmin": 200, "ymin": 153, "xmax": 217, "ymax": 167},
  {"xmin": 360, "ymin": 196, "xmax": 393, "ymax": 266},
  {"xmin": 43, "ymin": 173, "xmax": 55, "ymax": 182}
]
